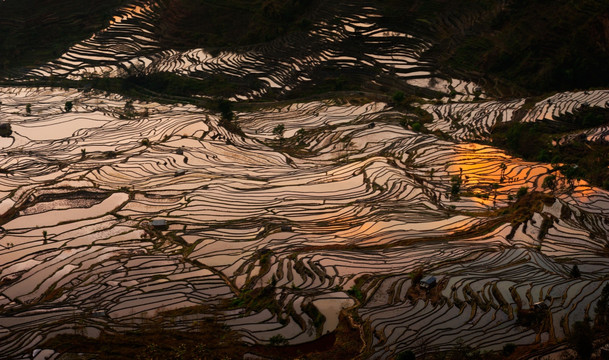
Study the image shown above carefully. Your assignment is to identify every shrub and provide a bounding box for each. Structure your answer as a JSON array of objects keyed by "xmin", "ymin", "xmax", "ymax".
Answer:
[
  {"xmin": 516, "ymin": 186, "xmax": 528, "ymax": 199},
  {"xmin": 595, "ymin": 283, "xmax": 609, "ymax": 326},
  {"xmin": 570, "ymin": 264, "xmax": 581, "ymax": 278},
  {"xmin": 392, "ymin": 91, "xmax": 405, "ymax": 104},
  {"xmin": 218, "ymin": 99, "xmax": 233, "ymax": 121},
  {"xmin": 502, "ymin": 343, "xmax": 516, "ymax": 356},
  {"xmin": 569, "ymin": 320, "xmax": 593, "ymax": 360},
  {"xmin": 347, "ymin": 285, "xmax": 363, "ymax": 301},
  {"xmin": 410, "ymin": 267, "xmax": 424, "ymax": 284},
  {"xmin": 302, "ymin": 302, "xmax": 326, "ymax": 334},
  {"xmin": 273, "ymin": 124, "xmax": 285, "ymax": 138},
  {"xmin": 450, "ymin": 175, "xmax": 462, "ymax": 197},
  {"xmin": 64, "ymin": 101, "xmax": 73, "ymax": 112},
  {"xmin": 269, "ymin": 334, "xmax": 288, "ymax": 346},
  {"xmin": 295, "ymin": 128, "xmax": 306, "ymax": 139},
  {"xmin": 0, "ymin": 123, "xmax": 12, "ymax": 137},
  {"xmin": 396, "ymin": 350, "xmax": 416, "ymax": 360},
  {"xmin": 542, "ymin": 174, "xmax": 556, "ymax": 191}
]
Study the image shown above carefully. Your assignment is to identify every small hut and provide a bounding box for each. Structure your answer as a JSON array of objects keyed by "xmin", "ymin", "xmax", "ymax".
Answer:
[
  {"xmin": 420, "ymin": 276, "xmax": 437, "ymax": 290},
  {"xmin": 151, "ymin": 219, "xmax": 168, "ymax": 230}
]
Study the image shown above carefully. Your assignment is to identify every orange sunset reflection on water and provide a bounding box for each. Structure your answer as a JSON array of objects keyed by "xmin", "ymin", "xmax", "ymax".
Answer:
[
  {"xmin": 446, "ymin": 143, "xmax": 554, "ymax": 204},
  {"xmin": 109, "ymin": 4, "xmax": 150, "ymax": 25}
]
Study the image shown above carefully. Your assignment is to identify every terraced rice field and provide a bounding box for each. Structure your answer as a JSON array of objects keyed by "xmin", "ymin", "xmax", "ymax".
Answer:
[
  {"xmin": 14, "ymin": 0, "xmax": 484, "ymax": 101},
  {"xmin": 0, "ymin": 84, "xmax": 608, "ymax": 359},
  {"xmin": 1, "ymin": 1, "xmax": 609, "ymax": 358}
]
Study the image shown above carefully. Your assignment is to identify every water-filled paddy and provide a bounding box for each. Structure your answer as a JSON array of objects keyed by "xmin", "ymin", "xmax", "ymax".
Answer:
[{"xmin": 0, "ymin": 86, "xmax": 609, "ymax": 358}]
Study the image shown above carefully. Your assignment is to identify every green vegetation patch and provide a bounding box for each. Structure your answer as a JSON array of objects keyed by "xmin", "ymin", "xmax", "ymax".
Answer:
[
  {"xmin": 89, "ymin": 72, "xmax": 262, "ymax": 100},
  {"xmin": 448, "ymin": 0, "xmax": 609, "ymax": 94},
  {"xmin": 490, "ymin": 106, "xmax": 609, "ymax": 189},
  {"xmin": 156, "ymin": 0, "xmax": 317, "ymax": 49},
  {"xmin": 302, "ymin": 301, "xmax": 326, "ymax": 336},
  {"xmin": 42, "ymin": 319, "xmax": 246, "ymax": 360},
  {"xmin": 376, "ymin": 0, "xmax": 609, "ymax": 96},
  {"xmin": 230, "ymin": 285, "xmax": 279, "ymax": 314},
  {"xmin": 441, "ymin": 0, "xmax": 609, "ymax": 95},
  {"xmin": 0, "ymin": 123, "xmax": 12, "ymax": 137},
  {"xmin": 0, "ymin": 0, "xmax": 129, "ymax": 72},
  {"xmin": 492, "ymin": 191, "xmax": 554, "ymax": 229}
]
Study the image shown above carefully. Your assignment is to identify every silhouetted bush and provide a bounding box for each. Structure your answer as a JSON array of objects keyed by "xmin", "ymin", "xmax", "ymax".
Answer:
[{"xmin": 0, "ymin": 123, "xmax": 12, "ymax": 137}]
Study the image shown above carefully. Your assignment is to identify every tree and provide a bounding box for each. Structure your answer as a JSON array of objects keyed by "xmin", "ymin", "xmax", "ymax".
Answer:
[
  {"xmin": 450, "ymin": 175, "xmax": 462, "ymax": 199},
  {"xmin": 448, "ymin": 339, "xmax": 481, "ymax": 360},
  {"xmin": 542, "ymin": 174, "xmax": 557, "ymax": 191},
  {"xmin": 295, "ymin": 128, "xmax": 306, "ymax": 140},
  {"xmin": 569, "ymin": 319, "xmax": 593, "ymax": 360},
  {"xmin": 396, "ymin": 350, "xmax": 415, "ymax": 360},
  {"xmin": 502, "ymin": 343, "xmax": 516, "ymax": 356},
  {"xmin": 25, "ymin": 103, "xmax": 31, "ymax": 115},
  {"xmin": 64, "ymin": 101, "xmax": 73, "ymax": 112},
  {"xmin": 516, "ymin": 186, "xmax": 528, "ymax": 199},
  {"xmin": 392, "ymin": 91, "xmax": 405, "ymax": 104},
  {"xmin": 122, "ymin": 100, "xmax": 136, "ymax": 119},
  {"xmin": 218, "ymin": 99, "xmax": 233, "ymax": 121},
  {"xmin": 561, "ymin": 164, "xmax": 581, "ymax": 188},
  {"xmin": 595, "ymin": 283, "xmax": 609, "ymax": 327},
  {"xmin": 570, "ymin": 264, "xmax": 581, "ymax": 278},
  {"xmin": 491, "ymin": 182, "xmax": 499, "ymax": 197},
  {"xmin": 0, "ymin": 123, "xmax": 12, "ymax": 137},
  {"xmin": 410, "ymin": 267, "xmax": 424, "ymax": 286},
  {"xmin": 499, "ymin": 162, "xmax": 507, "ymax": 182},
  {"xmin": 273, "ymin": 124, "xmax": 285, "ymax": 138},
  {"xmin": 269, "ymin": 334, "xmax": 288, "ymax": 346}
]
